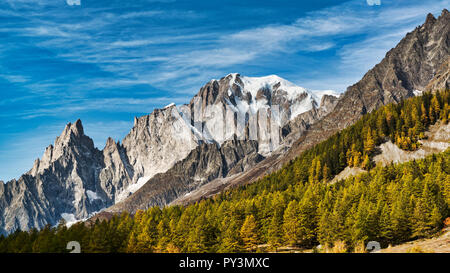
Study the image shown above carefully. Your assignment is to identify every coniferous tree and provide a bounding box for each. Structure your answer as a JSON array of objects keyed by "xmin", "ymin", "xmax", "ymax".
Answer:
[
  {"xmin": 267, "ymin": 213, "xmax": 283, "ymax": 251},
  {"xmin": 219, "ymin": 217, "xmax": 242, "ymax": 253},
  {"xmin": 283, "ymin": 200, "xmax": 301, "ymax": 246},
  {"xmin": 240, "ymin": 215, "xmax": 259, "ymax": 252}
]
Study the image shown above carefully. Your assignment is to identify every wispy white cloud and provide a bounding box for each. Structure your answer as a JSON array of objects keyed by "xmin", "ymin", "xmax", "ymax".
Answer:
[
  {"xmin": 174, "ymin": 1, "xmax": 445, "ymax": 86},
  {"xmin": 0, "ymin": 73, "xmax": 29, "ymax": 83},
  {"xmin": 1, "ymin": 96, "xmax": 193, "ymax": 120},
  {"xmin": 1, "ymin": 0, "xmax": 449, "ymax": 182},
  {"xmin": 23, "ymin": 25, "xmax": 73, "ymax": 37},
  {"xmin": 339, "ymin": 29, "xmax": 411, "ymax": 74}
]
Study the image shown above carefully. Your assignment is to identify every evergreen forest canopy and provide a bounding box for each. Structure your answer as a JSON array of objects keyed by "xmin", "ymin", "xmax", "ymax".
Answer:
[{"xmin": 1, "ymin": 90, "xmax": 449, "ymax": 253}]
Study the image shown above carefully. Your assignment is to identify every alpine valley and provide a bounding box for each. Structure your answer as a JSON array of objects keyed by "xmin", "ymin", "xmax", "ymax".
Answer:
[{"xmin": 0, "ymin": 8, "xmax": 449, "ymax": 254}]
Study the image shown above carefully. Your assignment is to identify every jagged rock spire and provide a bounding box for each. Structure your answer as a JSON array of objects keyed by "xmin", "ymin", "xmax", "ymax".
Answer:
[
  {"xmin": 105, "ymin": 137, "xmax": 116, "ymax": 147},
  {"xmin": 425, "ymin": 13, "xmax": 437, "ymax": 26},
  {"xmin": 72, "ymin": 119, "xmax": 84, "ymax": 136}
]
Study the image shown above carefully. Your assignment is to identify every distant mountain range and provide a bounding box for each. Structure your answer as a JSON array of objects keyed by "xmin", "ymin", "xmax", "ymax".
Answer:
[{"xmin": 1, "ymin": 9, "xmax": 449, "ymax": 235}]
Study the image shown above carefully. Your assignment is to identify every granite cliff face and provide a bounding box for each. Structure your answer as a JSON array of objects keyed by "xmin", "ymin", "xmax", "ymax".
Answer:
[
  {"xmin": 323, "ymin": 10, "xmax": 449, "ymax": 130},
  {"xmin": 185, "ymin": 73, "xmax": 335, "ymax": 155}
]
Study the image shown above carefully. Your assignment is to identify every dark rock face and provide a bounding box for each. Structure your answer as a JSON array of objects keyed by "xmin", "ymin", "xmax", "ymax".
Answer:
[
  {"xmin": 426, "ymin": 56, "xmax": 450, "ymax": 92},
  {"xmin": 318, "ymin": 95, "xmax": 339, "ymax": 116},
  {"xmin": 106, "ymin": 138, "xmax": 263, "ymax": 214},
  {"xmin": 281, "ymin": 95, "xmax": 339, "ymax": 147},
  {"xmin": 99, "ymin": 137, "xmax": 134, "ymax": 202}
]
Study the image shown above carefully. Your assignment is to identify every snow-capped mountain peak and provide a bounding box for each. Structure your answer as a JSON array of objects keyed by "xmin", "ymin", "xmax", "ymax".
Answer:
[
  {"xmin": 221, "ymin": 73, "xmax": 336, "ymax": 121},
  {"xmin": 237, "ymin": 74, "xmax": 309, "ymax": 101}
]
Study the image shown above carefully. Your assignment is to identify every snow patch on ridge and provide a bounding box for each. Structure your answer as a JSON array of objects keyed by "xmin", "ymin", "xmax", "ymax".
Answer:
[
  {"xmin": 86, "ymin": 190, "xmax": 102, "ymax": 202},
  {"xmin": 226, "ymin": 74, "xmax": 338, "ymax": 121},
  {"xmin": 240, "ymin": 74, "xmax": 309, "ymax": 101},
  {"xmin": 413, "ymin": 90, "xmax": 423, "ymax": 96},
  {"xmin": 311, "ymin": 90, "xmax": 341, "ymax": 103},
  {"xmin": 157, "ymin": 74, "xmax": 339, "ymax": 147},
  {"xmin": 60, "ymin": 211, "xmax": 103, "ymax": 228},
  {"xmin": 290, "ymin": 94, "xmax": 316, "ymax": 120},
  {"xmin": 116, "ymin": 176, "xmax": 151, "ymax": 203},
  {"xmin": 164, "ymin": 103, "xmax": 176, "ymax": 109},
  {"xmin": 61, "ymin": 213, "xmax": 78, "ymax": 227}
]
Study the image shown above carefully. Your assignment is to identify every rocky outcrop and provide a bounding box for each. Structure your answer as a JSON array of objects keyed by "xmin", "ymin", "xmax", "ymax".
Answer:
[
  {"xmin": 185, "ymin": 73, "xmax": 331, "ymax": 155},
  {"xmin": 373, "ymin": 121, "xmax": 450, "ymax": 166},
  {"xmin": 281, "ymin": 94, "xmax": 339, "ymax": 147},
  {"xmin": 99, "ymin": 137, "xmax": 134, "ymax": 203},
  {"xmin": 108, "ymin": 73, "xmax": 335, "ymax": 201},
  {"xmin": 426, "ymin": 56, "xmax": 450, "ymax": 92},
  {"xmin": 329, "ymin": 121, "xmax": 450, "ymax": 185},
  {"xmin": 318, "ymin": 95, "xmax": 339, "ymax": 117},
  {"xmin": 117, "ymin": 105, "xmax": 200, "ymax": 201}
]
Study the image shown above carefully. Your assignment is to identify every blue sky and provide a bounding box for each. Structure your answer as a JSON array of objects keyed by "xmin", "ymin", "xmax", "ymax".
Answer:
[{"xmin": 0, "ymin": 0, "xmax": 448, "ymax": 182}]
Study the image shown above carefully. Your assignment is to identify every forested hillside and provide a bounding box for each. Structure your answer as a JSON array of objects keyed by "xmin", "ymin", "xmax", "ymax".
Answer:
[{"xmin": 1, "ymin": 90, "xmax": 449, "ymax": 253}]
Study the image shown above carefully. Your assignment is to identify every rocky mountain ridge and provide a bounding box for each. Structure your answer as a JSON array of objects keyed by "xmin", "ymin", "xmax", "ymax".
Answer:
[{"xmin": 0, "ymin": 73, "xmax": 335, "ymax": 234}]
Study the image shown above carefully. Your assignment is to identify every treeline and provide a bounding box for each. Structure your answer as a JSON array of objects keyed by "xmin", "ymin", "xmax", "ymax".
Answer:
[{"xmin": 0, "ymin": 90, "xmax": 449, "ymax": 253}]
